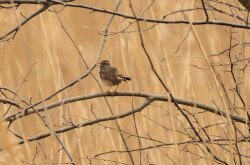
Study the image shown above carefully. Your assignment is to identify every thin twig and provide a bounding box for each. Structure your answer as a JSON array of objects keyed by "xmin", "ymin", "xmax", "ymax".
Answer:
[
  {"xmin": 0, "ymin": 4, "xmax": 50, "ymax": 41},
  {"xmin": 201, "ymin": 0, "xmax": 209, "ymax": 21}
]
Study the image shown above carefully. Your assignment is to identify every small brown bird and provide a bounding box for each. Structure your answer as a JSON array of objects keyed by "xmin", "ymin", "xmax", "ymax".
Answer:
[{"xmin": 99, "ymin": 60, "xmax": 131, "ymax": 92}]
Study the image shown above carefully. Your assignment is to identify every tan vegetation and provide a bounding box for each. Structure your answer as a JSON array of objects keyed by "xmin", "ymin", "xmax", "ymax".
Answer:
[{"xmin": 0, "ymin": 0, "xmax": 250, "ymax": 164}]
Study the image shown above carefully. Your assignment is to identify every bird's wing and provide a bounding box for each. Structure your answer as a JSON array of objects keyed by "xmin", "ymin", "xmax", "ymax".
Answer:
[
  {"xmin": 107, "ymin": 67, "xmax": 118, "ymax": 76},
  {"xmin": 101, "ymin": 67, "xmax": 118, "ymax": 80}
]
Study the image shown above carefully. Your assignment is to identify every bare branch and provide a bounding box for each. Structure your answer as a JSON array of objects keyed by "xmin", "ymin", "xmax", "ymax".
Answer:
[
  {"xmin": 14, "ymin": 98, "xmax": 153, "ymax": 145},
  {"xmin": 0, "ymin": 4, "xmax": 50, "ymax": 41},
  {"xmin": 201, "ymin": 0, "xmax": 209, "ymax": 21},
  {"xmin": 0, "ymin": 98, "xmax": 21, "ymax": 108},
  {"xmin": 5, "ymin": 92, "xmax": 248, "ymax": 124}
]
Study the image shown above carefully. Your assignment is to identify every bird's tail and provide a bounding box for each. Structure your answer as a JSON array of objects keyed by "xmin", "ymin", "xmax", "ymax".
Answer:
[
  {"xmin": 121, "ymin": 76, "xmax": 131, "ymax": 81},
  {"xmin": 117, "ymin": 74, "xmax": 131, "ymax": 82}
]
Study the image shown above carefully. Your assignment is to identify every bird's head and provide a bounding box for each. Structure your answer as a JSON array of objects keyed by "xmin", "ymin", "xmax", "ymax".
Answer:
[{"xmin": 99, "ymin": 60, "xmax": 111, "ymax": 67}]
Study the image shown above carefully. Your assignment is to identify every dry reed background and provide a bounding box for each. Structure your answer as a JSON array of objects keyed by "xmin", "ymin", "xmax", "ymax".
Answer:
[{"xmin": 0, "ymin": 0, "xmax": 250, "ymax": 164}]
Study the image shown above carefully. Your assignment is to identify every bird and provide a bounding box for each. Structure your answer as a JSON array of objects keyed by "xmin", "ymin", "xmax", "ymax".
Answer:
[{"xmin": 99, "ymin": 60, "xmax": 131, "ymax": 92}]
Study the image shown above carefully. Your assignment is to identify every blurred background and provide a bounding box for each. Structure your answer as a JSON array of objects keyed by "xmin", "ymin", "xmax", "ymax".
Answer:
[{"xmin": 0, "ymin": 0, "xmax": 250, "ymax": 164}]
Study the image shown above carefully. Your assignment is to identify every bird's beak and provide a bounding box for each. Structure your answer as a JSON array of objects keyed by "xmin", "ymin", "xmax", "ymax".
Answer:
[{"xmin": 96, "ymin": 63, "xmax": 101, "ymax": 66}]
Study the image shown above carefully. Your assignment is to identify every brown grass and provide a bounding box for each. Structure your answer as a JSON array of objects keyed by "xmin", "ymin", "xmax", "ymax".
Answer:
[{"xmin": 0, "ymin": 0, "xmax": 249, "ymax": 164}]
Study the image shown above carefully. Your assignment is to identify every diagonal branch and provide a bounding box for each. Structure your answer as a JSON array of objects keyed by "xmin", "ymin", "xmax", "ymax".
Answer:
[
  {"xmin": 0, "ymin": 4, "xmax": 50, "ymax": 41},
  {"xmin": 0, "ymin": 98, "xmax": 21, "ymax": 108},
  {"xmin": 201, "ymin": 0, "xmax": 209, "ymax": 22},
  {"xmin": 14, "ymin": 98, "xmax": 153, "ymax": 146}
]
